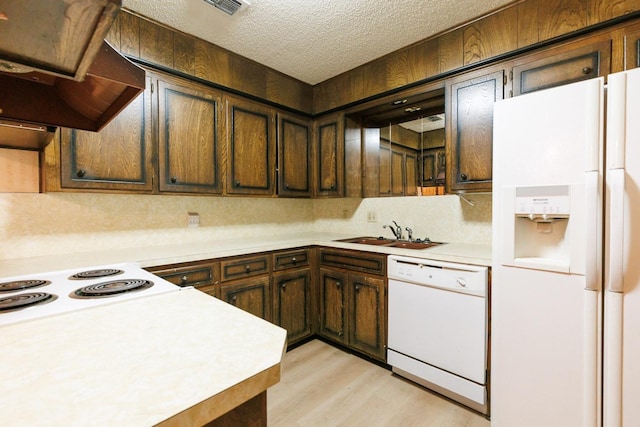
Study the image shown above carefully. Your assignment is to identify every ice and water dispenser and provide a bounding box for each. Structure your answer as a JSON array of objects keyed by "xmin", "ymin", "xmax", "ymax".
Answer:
[{"xmin": 501, "ymin": 184, "xmax": 586, "ymax": 274}]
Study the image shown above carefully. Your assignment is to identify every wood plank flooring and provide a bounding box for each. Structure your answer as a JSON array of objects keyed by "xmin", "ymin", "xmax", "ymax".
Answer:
[{"xmin": 267, "ymin": 339, "xmax": 490, "ymax": 427}]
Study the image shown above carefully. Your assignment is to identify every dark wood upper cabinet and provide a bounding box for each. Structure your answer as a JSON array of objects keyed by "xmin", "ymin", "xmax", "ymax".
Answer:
[
  {"xmin": 447, "ymin": 66, "xmax": 505, "ymax": 193},
  {"xmin": 58, "ymin": 76, "xmax": 153, "ymax": 192},
  {"xmin": 314, "ymin": 113, "xmax": 345, "ymax": 197},
  {"xmin": 226, "ymin": 96, "xmax": 276, "ymax": 196},
  {"xmin": 277, "ymin": 113, "xmax": 312, "ymax": 198},
  {"xmin": 157, "ymin": 77, "xmax": 224, "ymax": 194},
  {"xmin": 512, "ymin": 35, "xmax": 612, "ymax": 97}
]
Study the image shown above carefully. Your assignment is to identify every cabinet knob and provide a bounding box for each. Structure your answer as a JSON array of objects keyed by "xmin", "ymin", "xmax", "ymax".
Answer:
[
  {"xmin": 281, "ymin": 283, "xmax": 286, "ymax": 289},
  {"xmin": 230, "ymin": 295, "xmax": 237, "ymax": 303},
  {"xmin": 336, "ymin": 281, "xmax": 341, "ymax": 288},
  {"xmin": 355, "ymin": 285, "xmax": 360, "ymax": 292},
  {"xmin": 330, "ymin": 184, "xmax": 335, "ymax": 190},
  {"xmin": 285, "ymin": 184, "xmax": 290, "ymax": 189},
  {"xmin": 170, "ymin": 176, "xmax": 178, "ymax": 183},
  {"xmin": 460, "ymin": 173, "xmax": 468, "ymax": 181},
  {"xmin": 180, "ymin": 275, "xmax": 188, "ymax": 284},
  {"xmin": 245, "ymin": 265, "xmax": 251, "ymax": 273},
  {"xmin": 76, "ymin": 169, "xmax": 86, "ymax": 178},
  {"xmin": 582, "ymin": 66, "xmax": 593, "ymax": 75},
  {"xmin": 235, "ymin": 180, "xmax": 241, "ymax": 187},
  {"xmin": 291, "ymin": 257, "xmax": 297, "ymax": 263}
]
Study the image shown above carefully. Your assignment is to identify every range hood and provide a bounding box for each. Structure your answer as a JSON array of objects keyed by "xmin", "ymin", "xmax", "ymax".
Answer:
[{"xmin": 0, "ymin": 0, "xmax": 145, "ymax": 150}]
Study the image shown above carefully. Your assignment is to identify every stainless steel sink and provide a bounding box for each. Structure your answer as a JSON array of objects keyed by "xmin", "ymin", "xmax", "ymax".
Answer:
[{"xmin": 336, "ymin": 236, "xmax": 442, "ymax": 250}]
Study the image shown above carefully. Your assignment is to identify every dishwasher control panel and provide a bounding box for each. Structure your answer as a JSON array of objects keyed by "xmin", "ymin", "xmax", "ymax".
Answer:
[{"xmin": 388, "ymin": 255, "xmax": 488, "ymax": 296}]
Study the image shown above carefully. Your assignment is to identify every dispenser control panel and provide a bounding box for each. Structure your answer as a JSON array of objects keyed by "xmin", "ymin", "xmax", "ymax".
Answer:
[{"xmin": 515, "ymin": 185, "xmax": 570, "ymax": 220}]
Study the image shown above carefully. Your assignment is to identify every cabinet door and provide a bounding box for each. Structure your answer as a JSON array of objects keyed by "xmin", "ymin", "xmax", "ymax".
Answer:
[
  {"xmin": 347, "ymin": 274, "xmax": 386, "ymax": 360},
  {"xmin": 319, "ymin": 268, "xmax": 347, "ymax": 344},
  {"xmin": 226, "ymin": 96, "xmax": 276, "ymax": 196},
  {"xmin": 157, "ymin": 77, "xmax": 223, "ymax": 194},
  {"xmin": 378, "ymin": 142, "xmax": 391, "ymax": 196},
  {"xmin": 314, "ymin": 113, "xmax": 345, "ymax": 197},
  {"xmin": 277, "ymin": 113, "xmax": 312, "ymax": 197},
  {"xmin": 447, "ymin": 67, "xmax": 505, "ymax": 193},
  {"xmin": 390, "ymin": 150, "xmax": 404, "ymax": 196},
  {"xmin": 272, "ymin": 269, "xmax": 312, "ymax": 345},
  {"xmin": 220, "ymin": 276, "xmax": 271, "ymax": 321},
  {"xmin": 421, "ymin": 150, "xmax": 437, "ymax": 186},
  {"xmin": 405, "ymin": 151, "xmax": 418, "ymax": 196},
  {"xmin": 512, "ymin": 36, "xmax": 612, "ymax": 96},
  {"xmin": 59, "ymin": 76, "xmax": 153, "ymax": 192}
]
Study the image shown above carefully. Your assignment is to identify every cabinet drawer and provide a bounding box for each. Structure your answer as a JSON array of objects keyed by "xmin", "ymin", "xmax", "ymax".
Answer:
[
  {"xmin": 273, "ymin": 248, "xmax": 310, "ymax": 271},
  {"xmin": 147, "ymin": 263, "xmax": 217, "ymax": 288},
  {"xmin": 220, "ymin": 254, "xmax": 271, "ymax": 282},
  {"xmin": 319, "ymin": 249, "xmax": 386, "ymax": 276}
]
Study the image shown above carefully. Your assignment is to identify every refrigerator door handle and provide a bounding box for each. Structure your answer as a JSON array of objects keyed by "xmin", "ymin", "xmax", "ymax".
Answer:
[
  {"xmin": 607, "ymin": 168, "xmax": 625, "ymax": 293},
  {"xmin": 585, "ymin": 171, "xmax": 600, "ymax": 291}
]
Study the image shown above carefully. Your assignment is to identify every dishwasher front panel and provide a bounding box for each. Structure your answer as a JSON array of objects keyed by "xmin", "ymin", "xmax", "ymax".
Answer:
[{"xmin": 387, "ymin": 278, "xmax": 487, "ymax": 384}]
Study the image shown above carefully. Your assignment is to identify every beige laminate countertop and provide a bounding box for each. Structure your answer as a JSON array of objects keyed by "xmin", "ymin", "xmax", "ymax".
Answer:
[
  {"xmin": 0, "ymin": 232, "xmax": 491, "ymax": 277},
  {"xmin": 0, "ymin": 288, "xmax": 287, "ymax": 426}
]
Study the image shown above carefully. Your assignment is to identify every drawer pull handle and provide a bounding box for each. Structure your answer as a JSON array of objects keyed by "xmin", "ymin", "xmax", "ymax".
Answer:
[
  {"xmin": 291, "ymin": 257, "xmax": 297, "ymax": 263},
  {"xmin": 582, "ymin": 66, "xmax": 593, "ymax": 75},
  {"xmin": 245, "ymin": 265, "xmax": 251, "ymax": 273},
  {"xmin": 180, "ymin": 275, "xmax": 188, "ymax": 284}
]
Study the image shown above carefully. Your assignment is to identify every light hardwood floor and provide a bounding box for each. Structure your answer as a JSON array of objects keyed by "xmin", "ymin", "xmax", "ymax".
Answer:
[{"xmin": 267, "ymin": 339, "xmax": 490, "ymax": 427}]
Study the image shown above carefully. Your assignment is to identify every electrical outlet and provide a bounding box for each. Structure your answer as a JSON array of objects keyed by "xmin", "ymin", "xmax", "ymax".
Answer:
[
  {"xmin": 187, "ymin": 212, "xmax": 200, "ymax": 228},
  {"xmin": 366, "ymin": 211, "xmax": 377, "ymax": 222}
]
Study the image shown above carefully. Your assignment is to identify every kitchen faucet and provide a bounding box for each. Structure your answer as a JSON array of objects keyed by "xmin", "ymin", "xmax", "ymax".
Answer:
[{"xmin": 383, "ymin": 221, "xmax": 403, "ymax": 240}]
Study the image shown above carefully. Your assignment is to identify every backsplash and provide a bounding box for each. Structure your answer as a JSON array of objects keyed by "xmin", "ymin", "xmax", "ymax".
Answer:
[{"xmin": 0, "ymin": 193, "xmax": 491, "ymax": 261}]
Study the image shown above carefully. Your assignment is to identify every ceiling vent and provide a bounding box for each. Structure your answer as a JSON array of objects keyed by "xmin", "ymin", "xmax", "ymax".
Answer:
[{"xmin": 203, "ymin": 0, "xmax": 249, "ymax": 16}]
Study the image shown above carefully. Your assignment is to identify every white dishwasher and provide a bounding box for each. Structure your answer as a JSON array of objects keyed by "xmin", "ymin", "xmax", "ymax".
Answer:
[{"xmin": 387, "ymin": 255, "xmax": 489, "ymax": 414}]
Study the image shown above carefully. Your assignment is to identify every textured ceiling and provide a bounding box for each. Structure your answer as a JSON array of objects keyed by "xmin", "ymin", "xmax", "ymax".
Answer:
[{"xmin": 122, "ymin": 0, "xmax": 516, "ymax": 85}]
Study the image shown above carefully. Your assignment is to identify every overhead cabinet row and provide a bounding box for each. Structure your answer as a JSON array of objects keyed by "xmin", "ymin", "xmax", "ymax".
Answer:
[{"xmin": 46, "ymin": 69, "xmax": 343, "ymax": 198}]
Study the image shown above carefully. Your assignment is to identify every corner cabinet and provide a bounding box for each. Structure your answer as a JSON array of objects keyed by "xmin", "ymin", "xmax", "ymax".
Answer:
[
  {"xmin": 226, "ymin": 96, "xmax": 276, "ymax": 196},
  {"xmin": 156, "ymin": 76, "xmax": 224, "ymax": 194},
  {"xmin": 318, "ymin": 248, "xmax": 387, "ymax": 361},
  {"xmin": 446, "ymin": 66, "xmax": 505, "ymax": 193},
  {"xmin": 277, "ymin": 113, "xmax": 312, "ymax": 198},
  {"xmin": 55, "ymin": 76, "xmax": 153, "ymax": 192},
  {"xmin": 314, "ymin": 113, "xmax": 345, "ymax": 197}
]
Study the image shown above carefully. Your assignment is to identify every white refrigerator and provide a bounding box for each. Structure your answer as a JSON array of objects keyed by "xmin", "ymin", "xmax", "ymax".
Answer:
[{"xmin": 491, "ymin": 68, "xmax": 640, "ymax": 426}]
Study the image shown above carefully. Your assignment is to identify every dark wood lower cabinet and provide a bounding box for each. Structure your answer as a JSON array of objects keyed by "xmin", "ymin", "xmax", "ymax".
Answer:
[
  {"xmin": 272, "ymin": 269, "xmax": 312, "ymax": 345},
  {"xmin": 221, "ymin": 276, "xmax": 271, "ymax": 321},
  {"xmin": 147, "ymin": 247, "xmax": 385, "ymax": 360},
  {"xmin": 318, "ymin": 249, "xmax": 387, "ymax": 361}
]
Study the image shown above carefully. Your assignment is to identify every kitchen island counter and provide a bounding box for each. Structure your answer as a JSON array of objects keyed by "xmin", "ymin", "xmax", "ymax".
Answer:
[
  {"xmin": 0, "ymin": 288, "xmax": 287, "ymax": 426},
  {"xmin": 0, "ymin": 232, "xmax": 491, "ymax": 277}
]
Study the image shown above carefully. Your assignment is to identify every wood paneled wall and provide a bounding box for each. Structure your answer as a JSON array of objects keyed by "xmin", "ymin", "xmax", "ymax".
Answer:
[
  {"xmin": 107, "ymin": 1, "xmax": 640, "ymax": 116},
  {"xmin": 313, "ymin": 0, "xmax": 640, "ymax": 113},
  {"xmin": 106, "ymin": 10, "xmax": 313, "ymax": 114}
]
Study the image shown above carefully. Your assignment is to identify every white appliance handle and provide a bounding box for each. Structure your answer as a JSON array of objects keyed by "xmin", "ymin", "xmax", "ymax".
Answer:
[
  {"xmin": 607, "ymin": 169, "xmax": 625, "ymax": 293},
  {"xmin": 584, "ymin": 171, "xmax": 599, "ymax": 291}
]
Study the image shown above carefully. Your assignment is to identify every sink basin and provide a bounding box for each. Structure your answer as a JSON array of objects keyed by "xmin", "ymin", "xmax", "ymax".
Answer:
[
  {"xmin": 336, "ymin": 236, "xmax": 443, "ymax": 250},
  {"xmin": 383, "ymin": 240, "xmax": 442, "ymax": 249},
  {"xmin": 336, "ymin": 236, "xmax": 396, "ymax": 245}
]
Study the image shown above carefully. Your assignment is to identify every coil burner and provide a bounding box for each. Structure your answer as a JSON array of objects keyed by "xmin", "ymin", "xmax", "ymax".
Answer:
[
  {"xmin": 0, "ymin": 280, "xmax": 51, "ymax": 293},
  {"xmin": 0, "ymin": 292, "xmax": 58, "ymax": 312},
  {"xmin": 68, "ymin": 269, "xmax": 124, "ymax": 280},
  {"xmin": 71, "ymin": 279, "xmax": 154, "ymax": 299}
]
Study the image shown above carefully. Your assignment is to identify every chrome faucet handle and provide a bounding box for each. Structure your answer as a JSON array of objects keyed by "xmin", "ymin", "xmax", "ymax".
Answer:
[
  {"xmin": 405, "ymin": 227, "xmax": 413, "ymax": 242},
  {"xmin": 383, "ymin": 224, "xmax": 399, "ymax": 239},
  {"xmin": 392, "ymin": 220, "xmax": 403, "ymax": 240}
]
